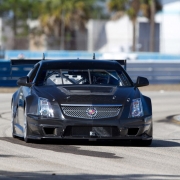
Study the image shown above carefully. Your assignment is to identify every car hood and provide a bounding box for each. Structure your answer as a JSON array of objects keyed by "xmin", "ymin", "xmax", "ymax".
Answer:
[{"xmin": 33, "ymin": 85, "xmax": 140, "ymax": 105}]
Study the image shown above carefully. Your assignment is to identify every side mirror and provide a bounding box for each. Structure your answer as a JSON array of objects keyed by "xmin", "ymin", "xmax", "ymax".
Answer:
[
  {"xmin": 17, "ymin": 76, "xmax": 32, "ymax": 87},
  {"xmin": 135, "ymin": 76, "xmax": 149, "ymax": 87}
]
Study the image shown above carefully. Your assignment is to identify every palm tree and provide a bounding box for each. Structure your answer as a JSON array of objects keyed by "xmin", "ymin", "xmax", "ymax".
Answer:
[
  {"xmin": 108, "ymin": 0, "xmax": 140, "ymax": 51},
  {"xmin": 108, "ymin": 0, "xmax": 161, "ymax": 52},
  {"xmin": 39, "ymin": 0, "xmax": 104, "ymax": 50},
  {"xmin": 0, "ymin": 0, "xmax": 40, "ymax": 49},
  {"xmin": 140, "ymin": 0, "xmax": 162, "ymax": 52}
]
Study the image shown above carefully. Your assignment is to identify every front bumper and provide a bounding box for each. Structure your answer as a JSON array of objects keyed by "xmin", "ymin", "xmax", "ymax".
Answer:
[{"xmin": 26, "ymin": 114, "xmax": 153, "ymax": 140}]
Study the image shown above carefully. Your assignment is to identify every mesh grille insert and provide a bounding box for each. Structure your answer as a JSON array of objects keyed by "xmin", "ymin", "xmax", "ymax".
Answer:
[{"xmin": 61, "ymin": 105, "xmax": 121, "ymax": 119}]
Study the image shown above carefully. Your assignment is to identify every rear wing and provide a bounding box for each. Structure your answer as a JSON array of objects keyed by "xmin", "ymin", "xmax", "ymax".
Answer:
[
  {"xmin": 11, "ymin": 58, "xmax": 127, "ymax": 69},
  {"xmin": 92, "ymin": 53, "xmax": 127, "ymax": 70},
  {"xmin": 11, "ymin": 58, "xmax": 42, "ymax": 66},
  {"xmin": 10, "ymin": 58, "xmax": 42, "ymax": 77},
  {"xmin": 115, "ymin": 60, "xmax": 127, "ymax": 70},
  {"xmin": 10, "ymin": 58, "xmax": 127, "ymax": 77}
]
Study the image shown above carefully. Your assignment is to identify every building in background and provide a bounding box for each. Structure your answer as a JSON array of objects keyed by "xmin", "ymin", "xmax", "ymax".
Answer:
[
  {"xmin": 88, "ymin": 16, "xmax": 160, "ymax": 53},
  {"xmin": 157, "ymin": 0, "xmax": 180, "ymax": 54},
  {"xmin": 88, "ymin": 0, "xmax": 180, "ymax": 55},
  {"xmin": 0, "ymin": 0, "xmax": 180, "ymax": 55}
]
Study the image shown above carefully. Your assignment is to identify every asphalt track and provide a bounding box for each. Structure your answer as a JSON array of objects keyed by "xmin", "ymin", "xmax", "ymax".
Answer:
[{"xmin": 0, "ymin": 92, "xmax": 180, "ymax": 180}]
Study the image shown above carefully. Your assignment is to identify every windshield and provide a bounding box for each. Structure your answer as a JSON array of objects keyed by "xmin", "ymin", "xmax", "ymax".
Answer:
[{"xmin": 39, "ymin": 69, "xmax": 132, "ymax": 87}]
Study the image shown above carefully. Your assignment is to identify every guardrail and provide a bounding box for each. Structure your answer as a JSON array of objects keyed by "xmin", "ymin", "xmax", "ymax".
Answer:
[
  {"xmin": 0, "ymin": 60, "xmax": 33, "ymax": 87},
  {"xmin": 127, "ymin": 61, "xmax": 180, "ymax": 84},
  {"xmin": 0, "ymin": 60, "xmax": 180, "ymax": 87},
  {"xmin": 4, "ymin": 50, "xmax": 180, "ymax": 61}
]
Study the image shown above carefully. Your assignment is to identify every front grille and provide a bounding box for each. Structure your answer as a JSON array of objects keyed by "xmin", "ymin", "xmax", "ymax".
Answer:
[
  {"xmin": 63, "ymin": 126, "xmax": 120, "ymax": 137},
  {"xmin": 61, "ymin": 105, "xmax": 121, "ymax": 119}
]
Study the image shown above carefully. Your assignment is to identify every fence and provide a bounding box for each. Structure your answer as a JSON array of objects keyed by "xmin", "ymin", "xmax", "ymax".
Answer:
[
  {"xmin": 0, "ymin": 60, "xmax": 180, "ymax": 87},
  {"xmin": 127, "ymin": 62, "xmax": 180, "ymax": 84},
  {"xmin": 0, "ymin": 60, "xmax": 33, "ymax": 87}
]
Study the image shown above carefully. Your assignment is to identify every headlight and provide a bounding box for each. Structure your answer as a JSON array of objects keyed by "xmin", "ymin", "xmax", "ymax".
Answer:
[
  {"xmin": 38, "ymin": 98, "xmax": 54, "ymax": 117},
  {"xmin": 129, "ymin": 98, "xmax": 143, "ymax": 118}
]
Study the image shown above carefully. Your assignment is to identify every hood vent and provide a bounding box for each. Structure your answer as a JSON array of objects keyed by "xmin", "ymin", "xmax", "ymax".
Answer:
[{"xmin": 62, "ymin": 86, "xmax": 115, "ymax": 95}]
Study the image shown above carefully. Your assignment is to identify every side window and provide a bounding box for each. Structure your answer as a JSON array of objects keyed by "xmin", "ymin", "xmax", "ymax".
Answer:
[
  {"xmin": 118, "ymin": 71, "xmax": 132, "ymax": 86},
  {"xmin": 28, "ymin": 64, "xmax": 40, "ymax": 82}
]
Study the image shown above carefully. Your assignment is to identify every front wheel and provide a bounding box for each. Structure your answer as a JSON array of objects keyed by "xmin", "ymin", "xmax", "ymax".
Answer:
[{"xmin": 131, "ymin": 139, "xmax": 152, "ymax": 146}]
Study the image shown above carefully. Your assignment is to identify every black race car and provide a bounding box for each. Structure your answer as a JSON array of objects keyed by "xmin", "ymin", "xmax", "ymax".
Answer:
[{"xmin": 11, "ymin": 58, "xmax": 152, "ymax": 146}]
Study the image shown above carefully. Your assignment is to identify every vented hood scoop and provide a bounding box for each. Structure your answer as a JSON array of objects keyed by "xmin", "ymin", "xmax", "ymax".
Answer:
[{"xmin": 61, "ymin": 86, "xmax": 116, "ymax": 95}]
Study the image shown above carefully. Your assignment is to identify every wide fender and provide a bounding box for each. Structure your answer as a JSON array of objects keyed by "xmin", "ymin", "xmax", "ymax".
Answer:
[
  {"xmin": 26, "ymin": 94, "xmax": 39, "ymax": 115},
  {"xmin": 12, "ymin": 89, "xmax": 21, "ymax": 108},
  {"xmin": 141, "ymin": 95, "xmax": 152, "ymax": 117}
]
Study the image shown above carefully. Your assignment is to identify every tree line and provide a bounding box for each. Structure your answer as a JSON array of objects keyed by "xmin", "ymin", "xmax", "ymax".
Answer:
[{"xmin": 0, "ymin": 0, "xmax": 161, "ymax": 51}]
